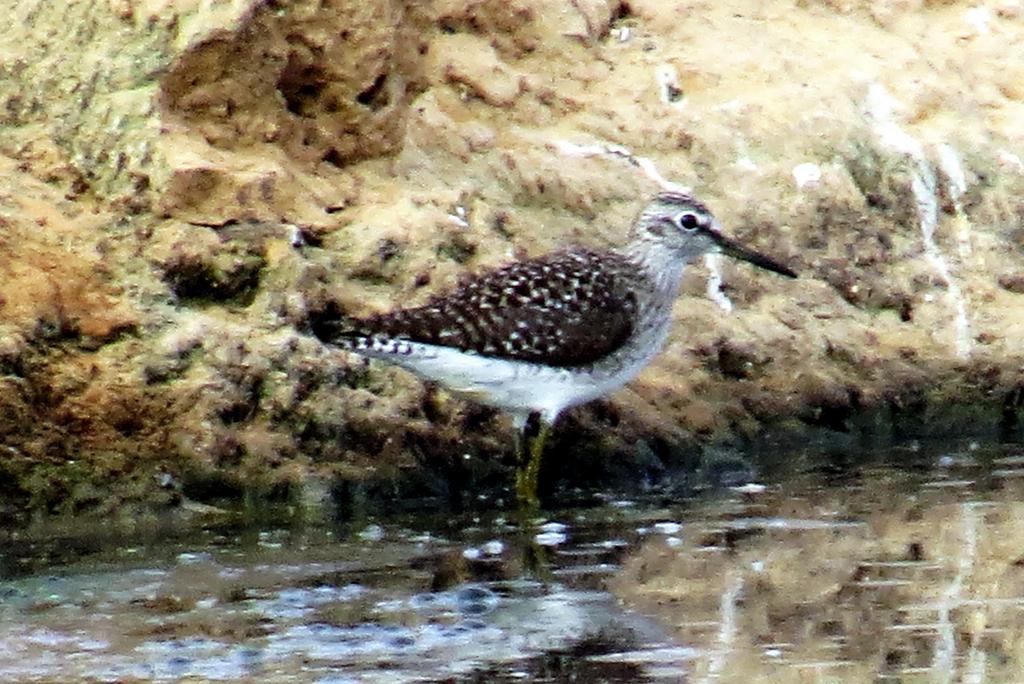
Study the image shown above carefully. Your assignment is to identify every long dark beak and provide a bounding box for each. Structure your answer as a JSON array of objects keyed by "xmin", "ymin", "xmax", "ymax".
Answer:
[{"xmin": 711, "ymin": 229, "xmax": 797, "ymax": 278}]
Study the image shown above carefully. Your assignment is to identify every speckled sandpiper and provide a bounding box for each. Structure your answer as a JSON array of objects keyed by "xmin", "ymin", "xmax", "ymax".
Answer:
[{"xmin": 316, "ymin": 191, "xmax": 797, "ymax": 509}]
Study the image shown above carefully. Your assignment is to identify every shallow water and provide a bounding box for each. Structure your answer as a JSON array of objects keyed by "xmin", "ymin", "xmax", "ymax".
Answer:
[{"xmin": 3, "ymin": 440, "xmax": 1024, "ymax": 682}]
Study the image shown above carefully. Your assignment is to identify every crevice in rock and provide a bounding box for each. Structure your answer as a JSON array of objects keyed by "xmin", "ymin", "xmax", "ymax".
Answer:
[
  {"xmin": 277, "ymin": 55, "xmax": 329, "ymax": 118},
  {"xmin": 356, "ymin": 72, "xmax": 389, "ymax": 110}
]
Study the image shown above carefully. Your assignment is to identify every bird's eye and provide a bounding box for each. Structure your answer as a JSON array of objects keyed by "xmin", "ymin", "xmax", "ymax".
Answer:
[{"xmin": 676, "ymin": 212, "xmax": 700, "ymax": 231}]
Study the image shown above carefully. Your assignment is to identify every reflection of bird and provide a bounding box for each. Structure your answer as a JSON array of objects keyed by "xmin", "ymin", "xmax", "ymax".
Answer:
[{"xmin": 317, "ymin": 192, "xmax": 797, "ymax": 509}]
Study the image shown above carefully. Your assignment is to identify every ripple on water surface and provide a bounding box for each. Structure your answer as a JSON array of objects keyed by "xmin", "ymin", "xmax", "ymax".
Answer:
[
  {"xmin": 4, "ymin": 440, "xmax": 1024, "ymax": 682},
  {"xmin": 0, "ymin": 507, "xmax": 681, "ymax": 682}
]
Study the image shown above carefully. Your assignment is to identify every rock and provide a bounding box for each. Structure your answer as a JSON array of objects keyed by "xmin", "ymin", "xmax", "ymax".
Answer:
[
  {"xmin": 2, "ymin": 0, "xmax": 1024, "ymax": 520},
  {"xmin": 429, "ymin": 34, "xmax": 525, "ymax": 107},
  {"xmin": 1, "ymin": 0, "xmax": 419, "ymax": 223},
  {"xmin": 998, "ymin": 273, "xmax": 1024, "ymax": 294}
]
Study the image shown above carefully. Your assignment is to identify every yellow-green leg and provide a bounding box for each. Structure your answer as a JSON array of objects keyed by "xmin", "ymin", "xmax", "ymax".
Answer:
[
  {"xmin": 511, "ymin": 414, "xmax": 554, "ymax": 580},
  {"xmin": 514, "ymin": 417, "xmax": 550, "ymax": 512}
]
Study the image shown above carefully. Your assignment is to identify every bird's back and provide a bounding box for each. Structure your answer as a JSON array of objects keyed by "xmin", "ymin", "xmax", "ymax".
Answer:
[{"xmin": 330, "ymin": 247, "xmax": 642, "ymax": 368}]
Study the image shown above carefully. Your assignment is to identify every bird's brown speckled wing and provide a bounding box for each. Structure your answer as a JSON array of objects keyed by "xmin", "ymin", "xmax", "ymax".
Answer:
[{"xmin": 341, "ymin": 248, "xmax": 639, "ymax": 367}]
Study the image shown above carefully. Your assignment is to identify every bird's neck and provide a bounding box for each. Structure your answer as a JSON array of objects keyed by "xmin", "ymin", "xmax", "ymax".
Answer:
[
  {"xmin": 577, "ymin": 239, "xmax": 689, "ymax": 378},
  {"xmin": 621, "ymin": 237, "xmax": 691, "ymax": 303}
]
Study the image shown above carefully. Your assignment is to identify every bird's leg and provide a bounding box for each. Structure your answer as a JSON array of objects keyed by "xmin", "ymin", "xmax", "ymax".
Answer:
[
  {"xmin": 515, "ymin": 411, "xmax": 548, "ymax": 512},
  {"xmin": 510, "ymin": 412, "xmax": 556, "ymax": 579}
]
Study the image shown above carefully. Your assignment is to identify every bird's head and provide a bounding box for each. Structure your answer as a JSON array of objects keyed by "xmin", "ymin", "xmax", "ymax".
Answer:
[{"xmin": 633, "ymin": 191, "xmax": 797, "ymax": 278}]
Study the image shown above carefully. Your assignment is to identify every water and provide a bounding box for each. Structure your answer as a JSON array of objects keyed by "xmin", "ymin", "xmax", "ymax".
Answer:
[{"xmin": 2, "ymin": 440, "xmax": 1024, "ymax": 682}]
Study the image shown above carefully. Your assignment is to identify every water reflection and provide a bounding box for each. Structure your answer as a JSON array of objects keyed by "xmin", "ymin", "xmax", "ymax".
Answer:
[
  {"xmin": 0, "ymin": 509, "xmax": 682, "ymax": 681},
  {"xmin": 1, "ymin": 441, "xmax": 1024, "ymax": 681},
  {"xmin": 614, "ymin": 441, "xmax": 1024, "ymax": 682}
]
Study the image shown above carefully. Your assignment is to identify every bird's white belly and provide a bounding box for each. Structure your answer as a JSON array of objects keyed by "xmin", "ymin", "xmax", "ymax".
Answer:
[{"xmin": 353, "ymin": 340, "xmax": 654, "ymax": 426}]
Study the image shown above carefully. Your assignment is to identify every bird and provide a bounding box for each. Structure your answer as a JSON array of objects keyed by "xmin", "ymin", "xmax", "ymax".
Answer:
[{"xmin": 314, "ymin": 191, "xmax": 797, "ymax": 510}]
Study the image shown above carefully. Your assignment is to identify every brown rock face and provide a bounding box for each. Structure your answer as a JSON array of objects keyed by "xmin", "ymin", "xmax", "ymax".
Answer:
[
  {"xmin": 1, "ymin": 0, "xmax": 1024, "ymax": 521},
  {"xmin": 160, "ymin": 1, "xmax": 416, "ymax": 168},
  {"xmin": 0, "ymin": 159, "xmax": 160, "ymax": 519}
]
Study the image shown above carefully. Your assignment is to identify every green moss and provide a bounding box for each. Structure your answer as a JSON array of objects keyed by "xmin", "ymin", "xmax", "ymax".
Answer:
[
  {"xmin": 163, "ymin": 250, "xmax": 266, "ymax": 308},
  {"xmin": 436, "ymin": 235, "xmax": 477, "ymax": 264}
]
